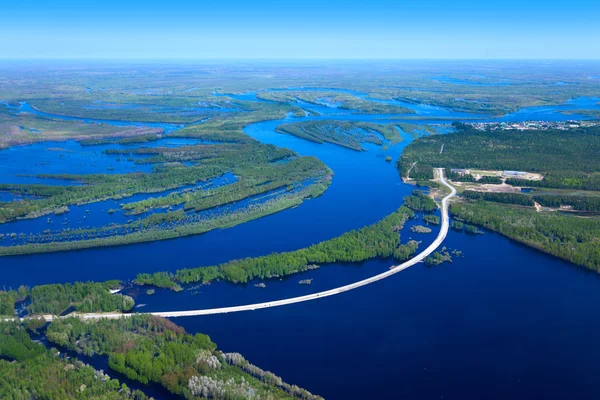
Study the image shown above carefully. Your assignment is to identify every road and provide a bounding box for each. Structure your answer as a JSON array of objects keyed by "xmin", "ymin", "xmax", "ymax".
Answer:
[{"xmin": 26, "ymin": 168, "xmax": 456, "ymax": 322}]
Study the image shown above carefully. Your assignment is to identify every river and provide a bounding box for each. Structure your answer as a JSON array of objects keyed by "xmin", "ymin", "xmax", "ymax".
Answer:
[{"xmin": 2, "ymin": 93, "xmax": 600, "ymax": 399}]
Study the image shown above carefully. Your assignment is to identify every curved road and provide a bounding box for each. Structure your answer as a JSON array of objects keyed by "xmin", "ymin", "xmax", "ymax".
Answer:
[{"xmin": 30, "ymin": 168, "xmax": 455, "ymax": 322}]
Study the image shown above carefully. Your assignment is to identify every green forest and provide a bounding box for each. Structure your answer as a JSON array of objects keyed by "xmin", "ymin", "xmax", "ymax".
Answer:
[
  {"xmin": 398, "ymin": 123, "xmax": 600, "ymax": 190},
  {"xmin": 46, "ymin": 316, "xmax": 322, "ymax": 399},
  {"xmin": 26, "ymin": 281, "xmax": 134, "ymax": 316},
  {"xmin": 0, "ymin": 316, "xmax": 320, "ymax": 400}
]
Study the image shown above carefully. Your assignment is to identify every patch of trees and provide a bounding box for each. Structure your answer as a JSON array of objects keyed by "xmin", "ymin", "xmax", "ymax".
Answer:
[
  {"xmin": 0, "ymin": 291, "xmax": 17, "ymax": 316},
  {"xmin": 425, "ymin": 248, "xmax": 452, "ymax": 266},
  {"xmin": 403, "ymin": 191, "xmax": 438, "ymax": 212},
  {"xmin": 134, "ymin": 272, "xmax": 182, "ymax": 291},
  {"xmin": 0, "ymin": 322, "xmax": 45, "ymax": 362},
  {"xmin": 0, "ymin": 322, "xmax": 148, "ymax": 399},
  {"xmin": 423, "ymin": 215, "xmax": 440, "ymax": 225},
  {"xmin": 450, "ymin": 221, "xmax": 464, "ymax": 231},
  {"xmin": 46, "ymin": 316, "xmax": 320, "ymax": 399},
  {"xmin": 27, "ymin": 280, "xmax": 134, "ymax": 315},
  {"xmin": 533, "ymin": 194, "xmax": 600, "ymax": 211},
  {"xmin": 462, "ymin": 190, "xmax": 535, "ymax": 206}
]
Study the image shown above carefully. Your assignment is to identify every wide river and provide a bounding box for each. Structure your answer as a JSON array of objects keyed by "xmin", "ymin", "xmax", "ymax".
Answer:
[{"xmin": 2, "ymin": 92, "xmax": 600, "ymax": 399}]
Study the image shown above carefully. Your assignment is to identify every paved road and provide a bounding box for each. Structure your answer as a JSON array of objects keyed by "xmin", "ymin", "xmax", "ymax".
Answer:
[{"xmin": 25, "ymin": 169, "xmax": 456, "ymax": 322}]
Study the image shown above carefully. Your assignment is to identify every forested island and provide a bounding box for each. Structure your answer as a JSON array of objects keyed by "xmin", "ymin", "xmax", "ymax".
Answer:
[
  {"xmin": 0, "ymin": 140, "xmax": 332, "ymax": 256},
  {"xmin": 275, "ymin": 120, "xmax": 402, "ymax": 151}
]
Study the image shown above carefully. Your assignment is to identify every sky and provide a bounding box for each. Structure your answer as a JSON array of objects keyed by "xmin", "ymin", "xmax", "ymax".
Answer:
[{"xmin": 1, "ymin": 0, "xmax": 599, "ymax": 59}]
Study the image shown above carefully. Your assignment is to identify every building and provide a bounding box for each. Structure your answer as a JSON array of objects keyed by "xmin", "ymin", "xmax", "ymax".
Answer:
[{"xmin": 503, "ymin": 170, "xmax": 526, "ymax": 177}]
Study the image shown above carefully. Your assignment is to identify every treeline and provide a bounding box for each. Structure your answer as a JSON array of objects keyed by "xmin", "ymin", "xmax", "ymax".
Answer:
[
  {"xmin": 506, "ymin": 172, "xmax": 600, "ymax": 191},
  {"xmin": 27, "ymin": 280, "xmax": 134, "ymax": 315},
  {"xmin": 533, "ymin": 194, "xmax": 600, "ymax": 212},
  {"xmin": 138, "ymin": 206, "xmax": 416, "ymax": 287},
  {"xmin": 46, "ymin": 316, "xmax": 321, "ymax": 399},
  {"xmin": 399, "ymin": 124, "xmax": 600, "ymax": 189},
  {"xmin": 403, "ymin": 191, "xmax": 438, "ymax": 212},
  {"xmin": 450, "ymin": 201, "xmax": 600, "ymax": 270},
  {"xmin": 462, "ymin": 190, "xmax": 535, "ymax": 206},
  {"xmin": 447, "ymin": 172, "xmax": 502, "ymax": 184}
]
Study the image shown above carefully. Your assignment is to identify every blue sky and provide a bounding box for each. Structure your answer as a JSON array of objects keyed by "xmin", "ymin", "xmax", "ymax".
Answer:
[{"xmin": 1, "ymin": 0, "xmax": 599, "ymax": 59}]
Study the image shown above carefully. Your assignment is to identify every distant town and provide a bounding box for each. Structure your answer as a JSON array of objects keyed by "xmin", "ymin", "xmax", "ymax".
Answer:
[{"xmin": 465, "ymin": 120, "xmax": 597, "ymax": 131}]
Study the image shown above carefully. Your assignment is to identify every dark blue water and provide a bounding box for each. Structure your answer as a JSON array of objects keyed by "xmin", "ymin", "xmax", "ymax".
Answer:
[
  {"xmin": 2, "ymin": 92, "xmax": 600, "ymax": 398},
  {"xmin": 171, "ymin": 225, "xmax": 600, "ymax": 400}
]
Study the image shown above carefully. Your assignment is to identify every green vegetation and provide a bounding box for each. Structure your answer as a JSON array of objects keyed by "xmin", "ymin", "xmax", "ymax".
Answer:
[
  {"xmin": 462, "ymin": 190, "xmax": 535, "ymax": 206},
  {"xmin": 275, "ymin": 120, "xmax": 402, "ymax": 151},
  {"xmin": 46, "ymin": 315, "xmax": 322, "ymax": 399},
  {"xmin": 1, "ymin": 315, "xmax": 320, "ymax": 399},
  {"xmin": 403, "ymin": 190, "xmax": 438, "ymax": 212},
  {"xmin": 399, "ymin": 123, "xmax": 600, "ymax": 190},
  {"xmin": 425, "ymin": 247, "xmax": 453, "ymax": 266},
  {"xmin": 396, "ymin": 123, "xmax": 439, "ymax": 138},
  {"xmin": 562, "ymin": 109, "xmax": 600, "ymax": 119},
  {"xmin": 135, "ymin": 272, "xmax": 182, "ymax": 292},
  {"xmin": 410, "ymin": 225, "xmax": 432, "ymax": 234},
  {"xmin": 0, "ymin": 290, "xmax": 18, "ymax": 316},
  {"xmin": 446, "ymin": 172, "xmax": 502, "ymax": 184},
  {"xmin": 533, "ymin": 194, "xmax": 600, "ymax": 211},
  {"xmin": 0, "ymin": 321, "xmax": 146, "ymax": 400},
  {"xmin": 464, "ymin": 224, "xmax": 484, "ymax": 235},
  {"xmin": 0, "ymin": 111, "xmax": 162, "ymax": 149},
  {"xmin": 451, "ymin": 201, "xmax": 600, "ymax": 270},
  {"xmin": 423, "ymin": 215, "xmax": 440, "ymax": 225},
  {"xmin": 0, "ymin": 322, "xmax": 46, "ymax": 362},
  {"xmin": 137, "ymin": 206, "xmax": 417, "ymax": 287},
  {"xmin": 27, "ymin": 281, "xmax": 134, "ymax": 315},
  {"xmin": 450, "ymin": 220, "xmax": 464, "ymax": 231},
  {"xmin": 255, "ymin": 90, "xmax": 414, "ymax": 115},
  {"xmin": 0, "ymin": 141, "xmax": 332, "ymax": 256}
]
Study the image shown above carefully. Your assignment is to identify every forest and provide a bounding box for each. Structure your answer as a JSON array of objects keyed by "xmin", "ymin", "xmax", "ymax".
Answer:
[
  {"xmin": 26, "ymin": 281, "xmax": 134, "ymax": 316},
  {"xmin": 0, "ymin": 326, "xmax": 148, "ymax": 399},
  {"xmin": 461, "ymin": 190, "xmax": 535, "ymax": 206},
  {"xmin": 398, "ymin": 123, "xmax": 600, "ymax": 190},
  {"xmin": 45, "ymin": 315, "xmax": 322, "ymax": 399},
  {"xmin": 403, "ymin": 190, "xmax": 438, "ymax": 212},
  {"xmin": 533, "ymin": 194, "xmax": 600, "ymax": 212}
]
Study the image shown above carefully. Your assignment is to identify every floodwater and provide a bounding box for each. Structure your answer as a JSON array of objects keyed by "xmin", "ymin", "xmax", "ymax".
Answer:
[{"xmin": 2, "ymin": 91, "xmax": 600, "ymax": 399}]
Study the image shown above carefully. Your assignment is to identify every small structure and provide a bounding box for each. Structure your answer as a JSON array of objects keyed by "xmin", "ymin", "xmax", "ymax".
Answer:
[
  {"xmin": 451, "ymin": 168, "xmax": 468, "ymax": 175},
  {"xmin": 503, "ymin": 170, "xmax": 526, "ymax": 177}
]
